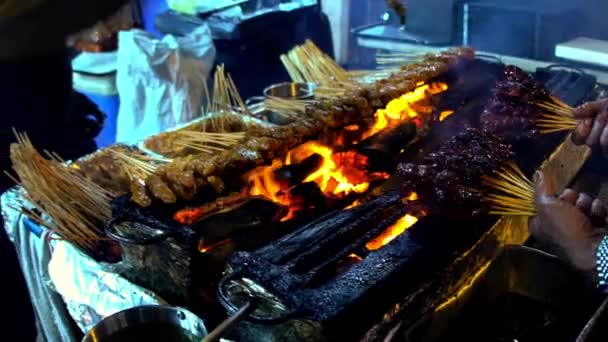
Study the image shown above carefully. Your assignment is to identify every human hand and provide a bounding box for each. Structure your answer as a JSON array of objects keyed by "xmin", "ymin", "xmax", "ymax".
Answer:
[
  {"xmin": 572, "ymin": 99, "xmax": 608, "ymax": 155},
  {"xmin": 529, "ymin": 170, "xmax": 607, "ymax": 273}
]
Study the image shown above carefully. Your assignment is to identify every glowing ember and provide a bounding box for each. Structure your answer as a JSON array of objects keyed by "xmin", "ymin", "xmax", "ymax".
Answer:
[
  {"xmin": 198, "ymin": 238, "xmax": 232, "ymax": 253},
  {"xmin": 174, "ymin": 192, "xmax": 247, "ymax": 225},
  {"xmin": 365, "ymin": 214, "xmax": 419, "ymax": 251},
  {"xmin": 363, "ymin": 82, "xmax": 449, "ymax": 139},
  {"xmin": 174, "ymin": 208, "xmax": 204, "ymax": 225},
  {"xmin": 406, "ymin": 192, "xmax": 419, "ymax": 201},
  {"xmin": 300, "ymin": 144, "xmax": 371, "ymax": 196},
  {"xmin": 247, "ymin": 159, "xmax": 287, "ymax": 204},
  {"xmin": 439, "ymin": 110, "xmax": 455, "ymax": 122},
  {"xmin": 348, "ymin": 253, "xmax": 363, "ymax": 261},
  {"xmin": 345, "ymin": 199, "xmax": 362, "ymax": 209},
  {"xmin": 244, "ymin": 141, "xmax": 389, "ymax": 221}
]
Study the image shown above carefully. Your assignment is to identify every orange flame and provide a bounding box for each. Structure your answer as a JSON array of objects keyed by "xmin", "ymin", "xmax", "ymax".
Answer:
[
  {"xmin": 174, "ymin": 208, "xmax": 205, "ymax": 225},
  {"xmin": 244, "ymin": 141, "xmax": 389, "ymax": 221},
  {"xmin": 439, "ymin": 110, "xmax": 455, "ymax": 122},
  {"xmin": 406, "ymin": 192, "xmax": 419, "ymax": 201},
  {"xmin": 363, "ymin": 82, "xmax": 449, "ymax": 139},
  {"xmin": 365, "ymin": 192, "xmax": 420, "ymax": 250},
  {"xmin": 242, "ymin": 82, "xmax": 448, "ymax": 222},
  {"xmin": 345, "ymin": 199, "xmax": 362, "ymax": 209},
  {"xmin": 365, "ymin": 214, "xmax": 419, "ymax": 251},
  {"xmin": 348, "ymin": 253, "xmax": 363, "ymax": 261}
]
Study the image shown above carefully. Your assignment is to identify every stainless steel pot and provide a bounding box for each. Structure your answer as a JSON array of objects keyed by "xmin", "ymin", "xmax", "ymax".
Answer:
[
  {"xmin": 82, "ymin": 305, "xmax": 207, "ymax": 342},
  {"xmin": 246, "ymin": 82, "xmax": 316, "ymax": 106},
  {"xmin": 246, "ymin": 82, "xmax": 316, "ymax": 125},
  {"xmin": 263, "ymin": 82, "xmax": 315, "ymax": 99}
]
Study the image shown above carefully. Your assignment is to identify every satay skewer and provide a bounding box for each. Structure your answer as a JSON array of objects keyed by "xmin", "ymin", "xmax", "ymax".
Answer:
[{"xmin": 482, "ymin": 162, "xmax": 536, "ymax": 217}]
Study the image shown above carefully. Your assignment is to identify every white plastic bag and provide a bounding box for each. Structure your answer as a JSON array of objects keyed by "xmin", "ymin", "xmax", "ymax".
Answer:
[{"xmin": 116, "ymin": 25, "xmax": 215, "ymax": 144}]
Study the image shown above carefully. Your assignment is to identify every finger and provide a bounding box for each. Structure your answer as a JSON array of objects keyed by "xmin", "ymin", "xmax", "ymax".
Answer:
[
  {"xmin": 586, "ymin": 111, "xmax": 608, "ymax": 147},
  {"xmin": 576, "ymin": 193, "xmax": 593, "ymax": 214},
  {"xmin": 572, "ymin": 119, "xmax": 593, "ymax": 145},
  {"xmin": 534, "ymin": 170, "xmax": 556, "ymax": 204},
  {"xmin": 558, "ymin": 188, "xmax": 578, "ymax": 205},
  {"xmin": 600, "ymin": 118, "xmax": 608, "ymax": 157},
  {"xmin": 591, "ymin": 199, "xmax": 607, "ymax": 221},
  {"xmin": 575, "ymin": 99, "xmax": 608, "ymax": 119}
]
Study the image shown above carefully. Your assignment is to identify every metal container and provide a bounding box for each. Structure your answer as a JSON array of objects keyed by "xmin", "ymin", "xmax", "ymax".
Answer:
[
  {"xmin": 263, "ymin": 82, "xmax": 315, "ymax": 100},
  {"xmin": 82, "ymin": 305, "xmax": 207, "ymax": 342},
  {"xmin": 246, "ymin": 82, "xmax": 315, "ymax": 106},
  {"xmin": 246, "ymin": 82, "xmax": 316, "ymax": 125}
]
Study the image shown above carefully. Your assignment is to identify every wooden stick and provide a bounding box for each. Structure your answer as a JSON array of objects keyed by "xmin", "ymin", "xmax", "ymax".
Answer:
[{"xmin": 9, "ymin": 132, "xmax": 112, "ymax": 252}]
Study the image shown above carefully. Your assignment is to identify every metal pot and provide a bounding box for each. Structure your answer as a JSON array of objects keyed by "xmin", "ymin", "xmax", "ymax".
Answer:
[
  {"xmin": 263, "ymin": 82, "xmax": 315, "ymax": 100},
  {"xmin": 82, "ymin": 305, "xmax": 207, "ymax": 342},
  {"xmin": 246, "ymin": 82, "xmax": 316, "ymax": 125},
  {"xmin": 246, "ymin": 82, "xmax": 316, "ymax": 106}
]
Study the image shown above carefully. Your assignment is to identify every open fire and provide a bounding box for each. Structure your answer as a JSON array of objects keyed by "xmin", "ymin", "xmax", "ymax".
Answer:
[
  {"xmin": 366, "ymin": 192, "xmax": 422, "ymax": 250},
  {"xmin": 244, "ymin": 142, "xmax": 390, "ymax": 221},
  {"xmin": 366, "ymin": 214, "xmax": 419, "ymax": 250},
  {"xmin": 172, "ymin": 82, "xmax": 450, "ymax": 225},
  {"xmin": 244, "ymin": 82, "xmax": 449, "ymax": 221},
  {"xmin": 363, "ymin": 82, "xmax": 449, "ymax": 138}
]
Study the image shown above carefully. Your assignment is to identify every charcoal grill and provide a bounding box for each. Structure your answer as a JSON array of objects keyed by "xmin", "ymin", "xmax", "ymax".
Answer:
[
  {"xmin": 213, "ymin": 62, "xmax": 601, "ymax": 341},
  {"xmin": 104, "ymin": 57, "xmax": 495, "ymax": 312}
]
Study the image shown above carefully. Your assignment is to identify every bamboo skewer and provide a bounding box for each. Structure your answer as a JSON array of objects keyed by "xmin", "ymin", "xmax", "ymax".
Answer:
[
  {"xmin": 110, "ymin": 150, "xmax": 169, "ymax": 181},
  {"xmin": 528, "ymin": 93, "xmax": 579, "ymax": 134},
  {"xmin": 170, "ymin": 131, "xmax": 246, "ymax": 155},
  {"xmin": 7, "ymin": 131, "xmax": 113, "ymax": 253},
  {"xmin": 209, "ymin": 65, "xmax": 250, "ymax": 119},
  {"xmin": 280, "ymin": 40, "xmax": 404, "ymax": 100},
  {"xmin": 263, "ymin": 97, "xmax": 315, "ymax": 117},
  {"xmin": 536, "ymin": 112, "xmax": 578, "ymax": 134},
  {"xmin": 281, "ymin": 39, "xmax": 357, "ymax": 91},
  {"xmin": 375, "ymin": 51, "xmax": 428, "ymax": 69},
  {"xmin": 482, "ymin": 162, "xmax": 535, "ymax": 217}
]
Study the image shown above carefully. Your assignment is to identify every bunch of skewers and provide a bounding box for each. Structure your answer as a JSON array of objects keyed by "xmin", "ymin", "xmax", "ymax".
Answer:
[
  {"xmin": 482, "ymin": 162, "xmax": 535, "ymax": 217},
  {"xmin": 280, "ymin": 39, "xmax": 396, "ymax": 99},
  {"xmin": 143, "ymin": 65, "xmax": 252, "ymax": 158},
  {"xmin": 7, "ymin": 131, "xmax": 113, "ymax": 253},
  {"xmin": 534, "ymin": 95, "xmax": 578, "ymax": 134},
  {"xmin": 109, "ymin": 149, "xmax": 169, "ymax": 181}
]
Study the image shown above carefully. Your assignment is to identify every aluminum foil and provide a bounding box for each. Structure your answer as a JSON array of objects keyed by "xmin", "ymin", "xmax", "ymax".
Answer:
[
  {"xmin": 48, "ymin": 238, "xmax": 167, "ymax": 332},
  {"xmin": 1, "ymin": 188, "xmax": 35, "ymax": 241},
  {"xmin": 2, "ymin": 188, "xmax": 167, "ymax": 333}
]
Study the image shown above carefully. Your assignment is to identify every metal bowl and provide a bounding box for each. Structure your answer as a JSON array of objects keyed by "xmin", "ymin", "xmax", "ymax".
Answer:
[
  {"xmin": 263, "ymin": 82, "xmax": 316, "ymax": 100},
  {"xmin": 82, "ymin": 305, "xmax": 207, "ymax": 342}
]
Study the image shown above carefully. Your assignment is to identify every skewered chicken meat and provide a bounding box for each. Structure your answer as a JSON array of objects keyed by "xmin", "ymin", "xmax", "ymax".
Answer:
[
  {"xmin": 480, "ymin": 66, "xmax": 551, "ymax": 142},
  {"xmin": 397, "ymin": 128, "xmax": 514, "ymax": 217},
  {"xmin": 74, "ymin": 144, "xmax": 142, "ymax": 195}
]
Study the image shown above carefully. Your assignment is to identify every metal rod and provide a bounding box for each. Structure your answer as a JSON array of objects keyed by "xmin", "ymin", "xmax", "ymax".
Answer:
[{"xmin": 202, "ymin": 298, "xmax": 260, "ymax": 342}]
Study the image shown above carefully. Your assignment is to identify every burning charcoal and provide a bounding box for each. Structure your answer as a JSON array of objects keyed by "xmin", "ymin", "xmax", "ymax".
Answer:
[
  {"xmin": 273, "ymin": 154, "xmax": 324, "ymax": 186},
  {"xmin": 356, "ymin": 121, "xmax": 417, "ymax": 160},
  {"xmin": 289, "ymin": 182, "xmax": 325, "ymax": 208}
]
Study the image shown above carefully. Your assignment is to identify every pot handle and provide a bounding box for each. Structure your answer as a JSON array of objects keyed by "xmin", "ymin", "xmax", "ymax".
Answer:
[
  {"xmin": 202, "ymin": 297, "xmax": 260, "ymax": 342},
  {"xmin": 105, "ymin": 216, "xmax": 174, "ymax": 245},
  {"xmin": 245, "ymin": 96, "xmax": 266, "ymax": 107},
  {"xmin": 217, "ymin": 272, "xmax": 299, "ymax": 325}
]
